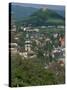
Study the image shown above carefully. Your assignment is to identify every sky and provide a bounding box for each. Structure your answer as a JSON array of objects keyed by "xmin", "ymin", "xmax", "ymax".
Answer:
[{"xmin": 11, "ymin": 2, "xmax": 65, "ymax": 11}]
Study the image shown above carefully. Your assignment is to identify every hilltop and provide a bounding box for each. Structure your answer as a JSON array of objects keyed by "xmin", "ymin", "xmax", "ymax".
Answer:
[{"xmin": 21, "ymin": 8, "xmax": 65, "ymax": 27}]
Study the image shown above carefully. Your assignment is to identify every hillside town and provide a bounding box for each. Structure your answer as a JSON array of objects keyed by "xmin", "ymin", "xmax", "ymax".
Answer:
[
  {"xmin": 10, "ymin": 23, "xmax": 65, "ymax": 67},
  {"xmin": 10, "ymin": 3, "xmax": 65, "ymax": 87}
]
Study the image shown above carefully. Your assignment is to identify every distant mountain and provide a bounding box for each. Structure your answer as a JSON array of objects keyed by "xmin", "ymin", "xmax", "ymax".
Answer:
[
  {"xmin": 11, "ymin": 4, "xmax": 65, "ymax": 22},
  {"xmin": 52, "ymin": 9, "xmax": 65, "ymax": 18},
  {"xmin": 21, "ymin": 8, "xmax": 65, "ymax": 26},
  {"xmin": 11, "ymin": 4, "xmax": 38, "ymax": 21}
]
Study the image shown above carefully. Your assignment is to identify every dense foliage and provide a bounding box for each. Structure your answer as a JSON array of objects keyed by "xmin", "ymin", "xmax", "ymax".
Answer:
[{"xmin": 11, "ymin": 54, "xmax": 65, "ymax": 87}]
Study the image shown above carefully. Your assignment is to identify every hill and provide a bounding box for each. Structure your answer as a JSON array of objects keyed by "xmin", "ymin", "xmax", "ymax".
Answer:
[
  {"xmin": 21, "ymin": 8, "xmax": 65, "ymax": 27},
  {"xmin": 11, "ymin": 4, "xmax": 38, "ymax": 21}
]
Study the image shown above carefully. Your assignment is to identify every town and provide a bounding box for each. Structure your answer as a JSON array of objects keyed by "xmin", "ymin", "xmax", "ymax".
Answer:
[
  {"xmin": 10, "ymin": 23, "xmax": 65, "ymax": 86},
  {"xmin": 10, "ymin": 23, "xmax": 65, "ymax": 66},
  {"xmin": 10, "ymin": 3, "xmax": 65, "ymax": 87}
]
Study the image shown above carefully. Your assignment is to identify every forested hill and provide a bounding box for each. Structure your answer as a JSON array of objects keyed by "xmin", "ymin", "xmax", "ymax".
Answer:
[
  {"xmin": 11, "ymin": 4, "xmax": 38, "ymax": 21},
  {"xmin": 21, "ymin": 8, "xmax": 65, "ymax": 26}
]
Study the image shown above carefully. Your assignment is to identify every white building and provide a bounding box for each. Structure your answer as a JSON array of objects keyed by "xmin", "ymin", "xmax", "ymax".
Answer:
[
  {"xmin": 57, "ymin": 26, "xmax": 64, "ymax": 29},
  {"xmin": 25, "ymin": 40, "xmax": 31, "ymax": 52},
  {"xmin": 25, "ymin": 44, "xmax": 31, "ymax": 52},
  {"xmin": 11, "ymin": 48, "xmax": 17, "ymax": 54},
  {"xmin": 12, "ymin": 25, "xmax": 16, "ymax": 31},
  {"xmin": 53, "ymin": 33, "xmax": 58, "ymax": 38},
  {"xmin": 10, "ymin": 43, "xmax": 18, "ymax": 54},
  {"xmin": 11, "ymin": 43, "xmax": 18, "ymax": 47}
]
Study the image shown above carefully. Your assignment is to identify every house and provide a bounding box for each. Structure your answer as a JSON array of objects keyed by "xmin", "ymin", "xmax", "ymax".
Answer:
[
  {"xmin": 25, "ymin": 40, "xmax": 31, "ymax": 52},
  {"xmin": 23, "ymin": 27, "xmax": 26, "ymax": 31},
  {"xmin": 45, "ymin": 38, "xmax": 50, "ymax": 42},
  {"xmin": 25, "ymin": 44, "xmax": 31, "ymax": 52},
  {"xmin": 53, "ymin": 33, "xmax": 58, "ymax": 38},
  {"xmin": 11, "ymin": 43, "xmax": 18, "ymax": 47},
  {"xmin": 41, "ymin": 26, "xmax": 46, "ymax": 28},
  {"xmin": 11, "ymin": 48, "xmax": 17, "ymax": 54},
  {"xmin": 25, "ymin": 28, "xmax": 39, "ymax": 32},
  {"xmin": 58, "ymin": 58, "xmax": 65, "ymax": 67},
  {"xmin": 33, "ymin": 28, "xmax": 39, "ymax": 32},
  {"xmin": 10, "ymin": 43, "xmax": 18, "ymax": 54},
  {"xmin": 11, "ymin": 25, "xmax": 16, "ymax": 31},
  {"xmin": 59, "ymin": 36, "xmax": 65, "ymax": 47},
  {"xmin": 19, "ymin": 52, "xmax": 28, "ymax": 58},
  {"xmin": 21, "ymin": 26, "xmax": 24, "ymax": 30},
  {"xmin": 47, "ymin": 26, "xmax": 55, "ymax": 28},
  {"xmin": 57, "ymin": 26, "xmax": 64, "ymax": 29},
  {"xmin": 14, "ymin": 37, "xmax": 19, "ymax": 40}
]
